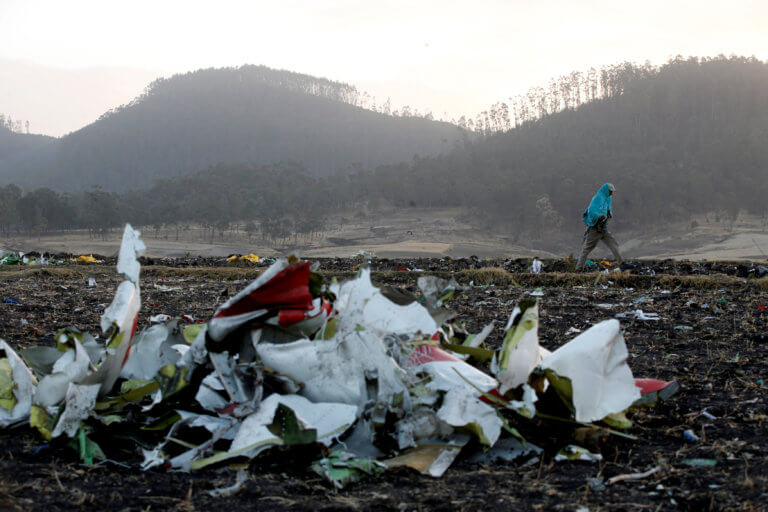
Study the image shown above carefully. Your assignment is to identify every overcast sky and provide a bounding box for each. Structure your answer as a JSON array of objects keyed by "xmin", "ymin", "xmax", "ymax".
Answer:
[{"xmin": 1, "ymin": 0, "xmax": 766, "ymax": 136}]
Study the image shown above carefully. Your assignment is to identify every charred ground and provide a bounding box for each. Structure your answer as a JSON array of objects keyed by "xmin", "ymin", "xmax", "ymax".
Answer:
[{"xmin": 0, "ymin": 259, "xmax": 766, "ymax": 511}]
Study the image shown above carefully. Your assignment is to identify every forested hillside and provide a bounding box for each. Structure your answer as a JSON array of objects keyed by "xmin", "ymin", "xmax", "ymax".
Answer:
[
  {"xmin": 0, "ymin": 116, "xmax": 56, "ymax": 181},
  {"xmin": 1, "ymin": 57, "xmax": 766, "ymax": 244},
  {"xmin": 0, "ymin": 65, "xmax": 463, "ymax": 191},
  {"xmin": 370, "ymin": 56, "xmax": 768, "ymax": 238}
]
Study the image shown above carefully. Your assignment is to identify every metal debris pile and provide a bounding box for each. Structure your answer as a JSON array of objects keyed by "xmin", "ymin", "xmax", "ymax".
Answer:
[{"xmin": 0, "ymin": 226, "xmax": 677, "ymax": 489}]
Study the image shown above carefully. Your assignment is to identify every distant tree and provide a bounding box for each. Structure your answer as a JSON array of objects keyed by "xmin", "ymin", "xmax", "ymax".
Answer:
[
  {"xmin": 83, "ymin": 186, "xmax": 121, "ymax": 238},
  {"xmin": 0, "ymin": 185, "xmax": 21, "ymax": 235}
]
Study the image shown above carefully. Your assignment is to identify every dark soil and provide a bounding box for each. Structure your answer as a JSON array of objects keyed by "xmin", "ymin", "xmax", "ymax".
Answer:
[
  {"xmin": 0, "ymin": 262, "xmax": 766, "ymax": 511},
  {"xmin": 16, "ymin": 251, "xmax": 768, "ymax": 277}
]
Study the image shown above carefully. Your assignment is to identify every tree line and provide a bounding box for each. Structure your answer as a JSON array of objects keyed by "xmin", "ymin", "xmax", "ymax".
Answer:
[
  {"xmin": 0, "ymin": 184, "xmax": 120, "ymax": 237},
  {"xmin": 0, "ymin": 114, "xmax": 30, "ymax": 134},
  {"xmin": 1, "ymin": 56, "xmax": 766, "ymax": 246}
]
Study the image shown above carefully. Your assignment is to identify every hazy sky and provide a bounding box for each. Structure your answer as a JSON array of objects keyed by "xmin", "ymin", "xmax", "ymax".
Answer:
[{"xmin": 1, "ymin": 0, "xmax": 766, "ymax": 136}]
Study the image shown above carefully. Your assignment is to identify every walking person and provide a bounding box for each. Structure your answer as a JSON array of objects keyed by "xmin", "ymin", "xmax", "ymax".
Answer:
[{"xmin": 575, "ymin": 183, "xmax": 623, "ymax": 270}]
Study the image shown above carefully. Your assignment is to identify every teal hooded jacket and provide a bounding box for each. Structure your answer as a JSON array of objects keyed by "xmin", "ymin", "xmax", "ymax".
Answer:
[{"xmin": 582, "ymin": 184, "xmax": 613, "ymax": 227}]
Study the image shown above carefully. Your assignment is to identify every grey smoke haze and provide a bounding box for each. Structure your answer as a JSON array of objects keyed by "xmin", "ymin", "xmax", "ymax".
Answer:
[{"xmin": 1, "ymin": 0, "xmax": 766, "ymax": 136}]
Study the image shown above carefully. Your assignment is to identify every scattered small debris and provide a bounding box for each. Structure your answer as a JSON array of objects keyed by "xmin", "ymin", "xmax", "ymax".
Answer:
[
  {"xmin": 607, "ymin": 466, "xmax": 661, "ymax": 485},
  {"xmin": 0, "ymin": 224, "xmax": 681, "ymax": 489},
  {"xmin": 683, "ymin": 429, "xmax": 700, "ymax": 443},
  {"xmin": 681, "ymin": 458, "xmax": 717, "ymax": 467}
]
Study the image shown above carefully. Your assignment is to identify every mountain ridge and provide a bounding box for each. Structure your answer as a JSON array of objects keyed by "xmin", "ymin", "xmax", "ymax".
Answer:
[{"xmin": 0, "ymin": 65, "xmax": 464, "ymax": 191}]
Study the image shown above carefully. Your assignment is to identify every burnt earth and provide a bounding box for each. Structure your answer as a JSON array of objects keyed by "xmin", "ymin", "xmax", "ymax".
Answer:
[{"xmin": 0, "ymin": 264, "xmax": 766, "ymax": 511}]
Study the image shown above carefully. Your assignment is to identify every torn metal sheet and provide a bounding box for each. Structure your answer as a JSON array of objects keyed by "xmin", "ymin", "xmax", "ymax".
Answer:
[
  {"xmin": 119, "ymin": 322, "xmax": 181, "ymax": 380},
  {"xmin": 208, "ymin": 394, "xmax": 357, "ymax": 467},
  {"xmin": 116, "ymin": 224, "xmax": 146, "ymax": 283},
  {"xmin": 394, "ymin": 409, "xmax": 452, "ymax": 449},
  {"xmin": 36, "ymin": 339, "xmax": 91, "ymax": 407},
  {"xmin": 540, "ymin": 320, "xmax": 640, "ymax": 422},
  {"xmin": 554, "ymin": 444, "xmax": 603, "ymax": 462},
  {"xmin": 339, "ymin": 419, "xmax": 384, "ymax": 458},
  {"xmin": 257, "ymin": 330, "xmax": 409, "ymax": 411},
  {"xmin": 208, "ymin": 352, "xmax": 261, "ymax": 409},
  {"xmin": 51, "ymin": 383, "xmax": 101, "ymax": 438},
  {"xmin": 147, "ymin": 412, "xmax": 238, "ymax": 471},
  {"xmin": 263, "ymin": 296, "xmax": 334, "ymax": 337},
  {"xmin": 466, "ymin": 321, "xmax": 494, "ymax": 348},
  {"xmin": 82, "ymin": 279, "xmax": 141, "ymax": 396},
  {"xmin": 177, "ymin": 410, "xmax": 238, "ymax": 439},
  {"xmin": 467, "ymin": 437, "xmax": 542, "ymax": 464},
  {"xmin": 437, "ymin": 387, "xmax": 502, "ymax": 446},
  {"xmin": 332, "ymin": 267, "xmax": 437, "ymax": 338},
  {"xmin": 504, "ymin": 383, "xmax": 538, "ymax": 418},
  {"xmin": 407, "ymin": 344, "xmax": 498, "ymax": 395},
  {"xmin": 417, "ymin": 275, "xmax": 459, "ymax": 310},
  {"xmin": 616, "ymin": 309, "xmax": 661, "ymax": 321},
  {"xmin": 83, "ymin": 227, "xmax": 144, "ymax": 396},
  {"xmin": 195, "ymin": 372, "xmax": 230, "ymax": 412},
  {"xmin": 496, "ymin": 301, "xmax": 541, "ymax": 393},
  {"xmin": 0, "ymin": 339, "xmax": 36, "ymax": 427},
  {"xmin": 207, "ymin": 258, "xmax": 307, "ymax": 343},
  {"xmin": 383, "ymin": 436, "xmax": 469, "ymax": 477}
]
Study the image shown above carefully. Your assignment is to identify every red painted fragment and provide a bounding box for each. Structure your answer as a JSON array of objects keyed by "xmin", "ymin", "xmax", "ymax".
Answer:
[
  {"xmin": 214, "ymin": 262, "xmax": 313, "ymax": 319},
  {"xmin": 217, "ymin": 402, "xmax": 240, "ymax": 416},
  {"xmin": 634, "ymin": 378, "xmax": 672, "ymax": 393},
  {"xmin": 407, "ymin": 344, "xmax": 462, "ymax": 366}
]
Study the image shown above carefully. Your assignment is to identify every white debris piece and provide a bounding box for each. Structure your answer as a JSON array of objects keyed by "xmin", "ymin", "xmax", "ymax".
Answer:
[
  {"xmin": 496, "ymin": 304, "xmax": 541, "ymax": 393},
  {"xmin": 0, "ymin": 339, "xmax": 37, "ymax": 427},
  {"xmin": 257, "ymin": 330, "xmax": 409, "ymax": 411},
  {"xmin": 230, "ymin": 394, "xmax": 357, "ymax": 457},
  {"xmin": 468, "ymin": 321, "xmax": 494, "ymax": 348},
  {"xmin": 539, "ymin": 319, "xmax": 640, "ymax": 422},
  {"xmin": 437, "ymin": 387, "xmax": 502, "ymax": 446},
  {"xmin": 86, "ymin": 279, "xmax": 140, "ymax": 395},
  {"xmin": 178, "ymin": 410, "xmax": 238, "ymax": 439},
  {"xmin": 207, "ymin": 469, "xmax": 249, "ymax": 497},
  {"xmin": 332, "ymin": 268, "xmax": 437, "ymax": 337},
  {"xmin": 116, "ymin": 224, "xmax": 146, "ymax": 284},
  {"xmin": 408, "ymin": 345, "xmax": 498, "ymax": 395},
  {"xmin": 394, "ymin": 409, "xmax": 451, "ymax": 449},
  {"xmin": 504, "ymin": 383, "xmax": 538, "ymax": 418},
  {"xmin": 76, "ymin": 225, "xmax": 145, "ymax": 397},
  {"xmin": 120, "ymin": 323, "xmax": 178, "ymax": 380},
  {"xmin": 149, "ymin": 314, "xmax": 172, "ymax": 324},
  {"xmin": 195, "ymin": 372, "xmax": 230, "ymax": 412},
  {"xmin": 615, "ymin": 309, "xmax": 661, "ymax": 321},
  {"xmin": 36, "ymin": 339, "xmax": 91, "ymax": 407},
  {"xmin": 51, "ymin": 383, "xmax": 101, "ymax": 438},
  {"xmin": 100, "ymin": 281, "xmax": 140, "ymax": 334}
]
